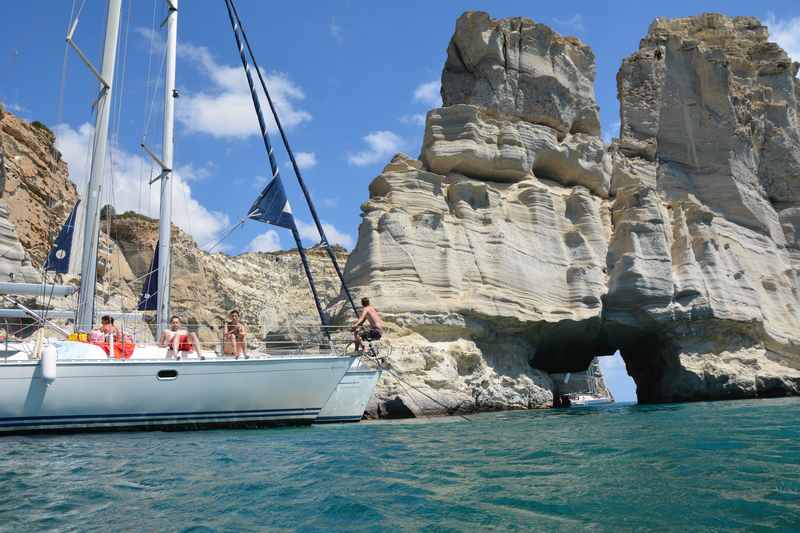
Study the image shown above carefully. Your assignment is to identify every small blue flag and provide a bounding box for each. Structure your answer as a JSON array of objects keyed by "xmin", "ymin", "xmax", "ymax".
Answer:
[
  {"xmin": 44, "ymin": 200, "xmax": 80, "ymax": 273},
  {"xmin": 137, "ymin": 242, "xmax": 159, "ymax": 311},
  {"xmin": 247, "ymin": 176, "xmax": 296, "ymax": 230}
]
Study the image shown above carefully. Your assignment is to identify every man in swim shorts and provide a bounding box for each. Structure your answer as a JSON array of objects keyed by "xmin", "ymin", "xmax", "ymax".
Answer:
[
  {"xmin": 158, "ymin": 315, "xmax": 204, "ymax": 360},
  {"xmin": 351, "ymin": 297, "xmax": 384, "ymax": 352}
]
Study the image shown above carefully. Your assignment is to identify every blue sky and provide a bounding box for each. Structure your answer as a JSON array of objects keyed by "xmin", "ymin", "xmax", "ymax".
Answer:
[
  {"xmin": 2, "ymin": 1, "xmax": 798, "ymax": 254},
  {"xmin": 1, "ymin": 2, "xmax": 798, "ymax": 399}
]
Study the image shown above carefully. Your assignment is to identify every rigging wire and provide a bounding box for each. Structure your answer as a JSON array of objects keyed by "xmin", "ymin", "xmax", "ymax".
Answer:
[
  {"xmin": 138, "ymin": 0, "xmax": 157, "ymax": 214},
  {"xmin": 227, "ymin": 0, "xmax": 358, "ymax": 318},
  {"xmin": 104, "ymin": 0, "xmax": 133, "ymax": 294},
  {"xmin": 380, "ymin": 363, "xmax": 472, "ymax": 423},
  {"xmin": 56, "ymin": 0, "xmax": 79, "ymax": 125}
]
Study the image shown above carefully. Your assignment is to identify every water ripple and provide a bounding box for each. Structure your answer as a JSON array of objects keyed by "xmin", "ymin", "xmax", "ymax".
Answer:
[{"xmin": 2, "ymin": 398, "xmax": 800, "ymax": 530}]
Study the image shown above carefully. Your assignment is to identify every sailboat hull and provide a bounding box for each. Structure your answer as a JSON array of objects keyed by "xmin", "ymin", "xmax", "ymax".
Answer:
[
  {"xmin": 0, "ymin": 356, "xmax": 354, "ymax": 434},
  {"xmin": 316, "ymin": 365, "xmax": 381, "ymax": 424}
]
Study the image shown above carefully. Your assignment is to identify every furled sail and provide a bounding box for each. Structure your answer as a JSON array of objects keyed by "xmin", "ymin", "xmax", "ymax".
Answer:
[
  {"xmin": 43, "ymin": 200, "xmax": 84, "ymax": 274},
  {"xmin": 137, "ymin": 242, "xmax": 159, "ymax": 311},
  {"xmin": 247, "ymin": 176, "xmax": 296, "ymax": 230}
]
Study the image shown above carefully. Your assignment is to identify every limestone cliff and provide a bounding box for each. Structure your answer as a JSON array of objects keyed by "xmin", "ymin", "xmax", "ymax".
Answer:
[
  {"xmin": 342, "ymin": 12, "xmax": 613, "ymax": 416},
  {"xmin": 0, "ymin": 105, "xmax": 76, "ymax": 282},
  {"xmin": 341, "ymin": 11, "xmax": 800, "ymax": 411},
  {"xmin": 608, "ymin": 14, "xmax": 800, "ymax": 401}
]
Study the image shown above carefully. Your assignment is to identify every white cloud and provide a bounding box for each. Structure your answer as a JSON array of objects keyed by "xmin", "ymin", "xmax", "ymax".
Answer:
[
  {"xmin": 296, "ymin": 219, "xmax": 354, "ymax": 249},
  {"xmin": 141, "ymin": 33, "xmax": 312, "ymax": 139},
  {"xmin": 329, "ymin": 18, "xmax": 343, "ymax": 44},
  {"xmin": 400, "ymin": 113, "xmax": 427, "ymax": 126},
  {"xmin": 321, "ymin": 197, "xmax": 338, "ymax": 209},
  {"xmin": 347, "ymin": 130, "xmax": 404, "ymax": 166},
  {"xmin": 1, "ymin": 101, "xmax": 27, "ymax": 114},
  {"xmin": 765, "ymin": 13, "xmax": 800, "ymax": 77},
  {"xmin": 413, "ymin": 80, "xmax": 442, "ymax": 107},
  {"xmin": 602, "ymin": 120, "xmax": 620, "ymax": 145},
  {"xmin": 247, "ymin": 230, "xmax": 282, "ymax": 252},
  {"xmin": 553, "ymin": 14, "xmax": 585, "ymax": 33},
  {"xmin": 294, "ymin": 151, "xmax": 317, "ymax": 170},
  {"xmin": 54, "ymin": 123, "xmax": 230, "ymax": 248}
]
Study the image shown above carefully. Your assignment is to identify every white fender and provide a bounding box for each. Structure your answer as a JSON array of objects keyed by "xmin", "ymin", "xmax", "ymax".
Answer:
[{"xmin": 41, "ymin": 344, "xmax": 57, "ymax": 383}]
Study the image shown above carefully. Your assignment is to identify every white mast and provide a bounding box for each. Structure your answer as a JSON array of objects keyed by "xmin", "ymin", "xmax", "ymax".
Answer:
[
  {"xmin": 157, "ymin": 0, "xmax": 178, "ymax": 335},
  {"xmin": 73, "ymin": 0, "xmax": 122, "ymax": 331}
]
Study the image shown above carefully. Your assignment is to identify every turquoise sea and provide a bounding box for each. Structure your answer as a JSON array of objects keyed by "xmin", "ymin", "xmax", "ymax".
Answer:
[{"xmin": 1, "ymin": 398, "xmax": 799, "ymax": 531}]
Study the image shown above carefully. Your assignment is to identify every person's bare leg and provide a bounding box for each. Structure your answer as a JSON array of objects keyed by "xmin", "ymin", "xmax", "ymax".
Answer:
[
  {"xmin": 238, "ymin": 335, "xmax": 247, "ymax": 358},
  {"xmin": 191, "ymin": 332, "xmax": 204, "ymax": 359},
  {"xmin": 171, "ymin": 332, "xmax": 180, "ymax": 359},
  {"xmin": 354, "ymin": 330, "xmax": 362, "ymax": 352}
]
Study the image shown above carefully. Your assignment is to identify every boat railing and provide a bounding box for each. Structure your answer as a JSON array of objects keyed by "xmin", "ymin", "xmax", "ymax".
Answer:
[{"xmin": 0, "ymin": 320, "xmax": 369, "ymax": 360}]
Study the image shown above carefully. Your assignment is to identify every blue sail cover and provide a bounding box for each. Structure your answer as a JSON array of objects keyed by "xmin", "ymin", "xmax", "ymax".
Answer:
[
  {"xmin": 247, "ymin": 176, "xmax": 296, "ymax": 230},
  {"xmin": 137, "ymin": 242, "xmax": 159, "ymax": 311},
  {"xmin": 44, "ymin": 200, "xmax": 80, "ymax": 273}
]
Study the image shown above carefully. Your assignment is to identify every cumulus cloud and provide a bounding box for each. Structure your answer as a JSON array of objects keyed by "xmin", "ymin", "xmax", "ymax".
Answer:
[
  {"xmin": 400, "ymin": 113, "xmax": 427, "ymax": 126},
  {"xmin": 134, "ymin": 28, "xmax": 311, "ymax": 139},
  {"xmin": 296, "ymin": 219, "xmax": 354, "ymax": 249},
  {"xmin": 413, "ymin": 80, "xmax": 442, "ymax": 107},
  {"xmin": 321, "ymin": 197, "xmax": 338, "ymax": 209},
  {"xmin": 1, "ymin": 101, "xmax": 27, "ymax": 114},
  {"xmin": 553, "ymin": 14, "xmax": 585, "ymax": 33},
  {"xmin": 54, "ymin": 123, "xmax": 230, "ymax": 248},
  {"xmin": 329, "ymin": 18, "xmax": 344, "ymax": 44},
  {"xmin": 294, "ymin": 151, "xmax": 317, "ymax": 170},
  {"xmin": 347, "ymin": 130, "xmax": 404, "ymax": 166},
  {"xmin": 765, "ymin": 13, "xmax": 800, "ymax": 77},
  {"xmin": 247, "ymin": 230, "xmax": 282, "ymax": 252}
]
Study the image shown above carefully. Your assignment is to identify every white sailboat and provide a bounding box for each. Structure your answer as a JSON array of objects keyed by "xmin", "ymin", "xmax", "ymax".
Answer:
[
  {"xmin": 317, "ymin": 359, "xmax": 381, "ymax": 423},
  {"xmin": 568, "ymin": 359, "xmax": 613, "ymax": 407},
  {"xmin": 0, "ymin": 0, "xmax": 357, "ymax": 434}
]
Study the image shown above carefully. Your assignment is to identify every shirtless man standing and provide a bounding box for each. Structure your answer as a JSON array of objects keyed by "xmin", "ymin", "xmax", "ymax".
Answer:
[{"xmin": 351, "ymin": 297, "xmax": 384, "ymax": 352}]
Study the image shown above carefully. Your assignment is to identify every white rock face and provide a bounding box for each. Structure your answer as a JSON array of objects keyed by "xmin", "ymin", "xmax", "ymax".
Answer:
[
  {"xmin": 608, "ymin": 14, "xmax": 800, "ymax": 401},
  {"xmin": 442, "ymin": 11, "xmax": 601, "ymax": 136},
  {"xmin": 422, "ymin": 104, "xmax": 611, "ymax": 195},
  {"xmin": 340, "ymin": 12, "xmax": 614, "ymax": 415},
  {"xmin": 342, "ymin": 11, "xmax": 800, "ymax": 411}
]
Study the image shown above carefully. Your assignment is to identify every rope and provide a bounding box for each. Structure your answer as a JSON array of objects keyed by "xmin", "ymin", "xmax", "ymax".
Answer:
[
  {"xmin": 227, "ymin": 0, "xmax": 359, "ymax": 319},
  {"xmin": 202, "ymin": 218, "xmax": 247, "ymax": 254},
  {"xmin": 363, "ymin": 351, "xmax": 471, "ymax": 423}
]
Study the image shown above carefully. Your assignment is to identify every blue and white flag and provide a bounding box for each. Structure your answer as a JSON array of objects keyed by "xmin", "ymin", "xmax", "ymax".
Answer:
[
  {"xmin": 44, "ymin": 200, "xmax": 81, "ymax": 274},
  {"xmin": 137, "ymin": 242, "xmax": 159, "ymax": 311},
  {"xmin": 247, "ymin": 176, "xmax": 296, "ymax": 230}
]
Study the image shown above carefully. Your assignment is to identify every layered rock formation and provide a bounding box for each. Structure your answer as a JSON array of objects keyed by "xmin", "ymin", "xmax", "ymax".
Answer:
[
  {"xmin": 342, "ymin": 11, "xmax": 800, "ymax": 411},
  {"xmin": 343, "ymin": 12, "xmax": 614, "ymax": 416},
  {"xmin": 608, "ymin": 14, "xmax": 800, "ymax": 401}
]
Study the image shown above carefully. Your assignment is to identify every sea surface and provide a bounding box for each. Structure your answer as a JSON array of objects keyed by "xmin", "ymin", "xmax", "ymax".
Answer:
[{"xmin": 1, "ymin": 398, "xmax": 799, "ymax": 532}]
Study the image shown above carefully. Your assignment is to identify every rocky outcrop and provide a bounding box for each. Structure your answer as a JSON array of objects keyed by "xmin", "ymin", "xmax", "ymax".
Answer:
[
  {"xmin": 0, "ymin": 105, "xmax": 76, "ymax": 282},
  {"xmin": 0, "ymin": 107, "xmax": 77, "ymax": 266},
  {"xmin": 342, "ymin": 12, "xmax": 614, "ymax": 416},
  {"xmin": 607, "ymin": 14, "xmax": 800, "ymax": 401},
  {"xmin": 342, "ymin": 11, "xmax": 800, "ymax": 412}
]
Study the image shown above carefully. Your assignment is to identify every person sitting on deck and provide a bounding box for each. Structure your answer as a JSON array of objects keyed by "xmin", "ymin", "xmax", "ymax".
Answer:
[
  {"xmin": 100, "ymin": 315, "xmax": 122, "ymax": 342},
  {"xmin": 223, "ymin": 310, "xmax": 247, "ymax": 358},
  {"xmin": 158, "ymin": 315, "xmax": 204, "ymax": 360},
  {"xmin": 351, "ymin": 297, "xmax": 384, "ymax": 352}
]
